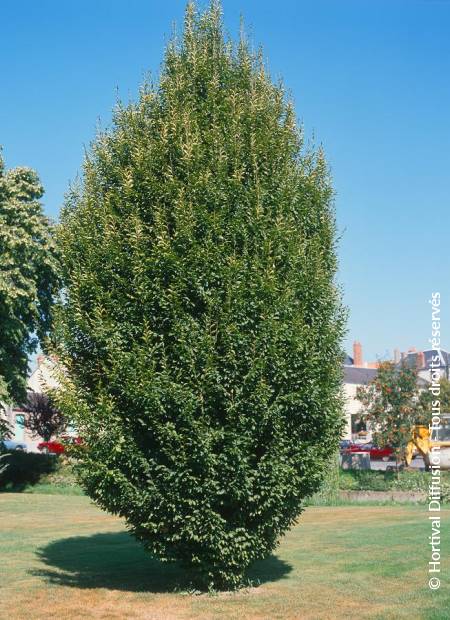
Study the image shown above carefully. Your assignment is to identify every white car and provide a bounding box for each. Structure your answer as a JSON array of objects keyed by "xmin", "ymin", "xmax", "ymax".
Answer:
[{"xmin": 0, "ymin": 439, "xmax": 27, "ymax": 451}]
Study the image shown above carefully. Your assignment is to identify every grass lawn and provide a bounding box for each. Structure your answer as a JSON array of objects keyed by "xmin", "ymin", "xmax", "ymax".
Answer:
[{"xmin": 0, "ymin": 494, "xmax": 448, "ymax": 620}]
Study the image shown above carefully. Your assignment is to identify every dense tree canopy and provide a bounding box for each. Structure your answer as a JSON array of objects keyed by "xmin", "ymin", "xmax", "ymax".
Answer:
[
  {"xmin": 56, "ymin": 1, "xmax": 346, "ymax": 588},
  {"xmin": 0, "ymin": 415, "xmax": 10, "ymax": 440},
  {"xmin": 357, "ymin": 361, "xmax": 419, "ymax": 463},
  {"xmin": 0, "ymin": 151, "xmax": 60, "ymax": 404},
  {"xmin": 439, "ymin": 378, "xmax": 450, "ymax": 412}
]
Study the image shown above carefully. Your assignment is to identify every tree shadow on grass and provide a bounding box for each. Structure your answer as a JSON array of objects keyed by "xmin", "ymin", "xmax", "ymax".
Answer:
[{"xmin": 33, "ymin": 531, "xmax": 292, "ymax": 593}]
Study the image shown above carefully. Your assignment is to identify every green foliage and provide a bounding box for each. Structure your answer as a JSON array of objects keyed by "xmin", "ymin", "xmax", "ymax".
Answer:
[
  {"xmin": 56, "ymin": 1, "xmax": 345, "ymax": 589},
  {"xmin": 357, "ymin": 361, "xmax": 420, "ymax": 466},
  {"xmin": 0, "ymin": 450, "xmax": 58, "ymax": 490},
  {"xmin": 0, "ymin": 453, "xmax": 82, "ymax": 494},
  {"xmin": 338, "ymin": 468, "xmax": 450, "ymax": 501},
  {"xmin": 338, "ymin": 469, "xmax": 390, "ymax": 492},
  {"xmin": 0, "ymin": 413, "xmax": 11, "ymax": 439},
  {"xmin": 22, "ymin": 459, "xmax": 83, "ymax": 495},
  {"xmin": 0, "ymin": 453, "xmax": 8, "ymax": 476},
  {"xmin": 308, "ymin": 452, "xmax": 341, "ymax": 504},
  {"xmin": 440, "ymin": 378, "xmax": 450, "ymax": 412},
  {"xmin": 38, "ymin": 459, "xmax": 80, "ymax": 488},
  {"xmin": 0, "ymin": 376, "xmax": 10, "ymax": 404},
  {"xmin": 0, "ymin": 150, "xmax": 60, "ymax": 404}
]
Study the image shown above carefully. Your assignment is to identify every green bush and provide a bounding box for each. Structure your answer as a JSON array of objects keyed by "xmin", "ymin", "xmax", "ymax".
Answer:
[
  {"xmin": 440, "ymin": 480, "xmax": 450, "ymax": 504},
  {"xmin": 56, "ymin": 2, "xmax": 345, "ymax": 589},
  {"xmin": 38, "ymin": 459, "xmax": 80, "ymax": 487},
  {"xmin": 390, "ymin": 470, "xmax": 428, "ymax": 492},
  {"xmin": 338, "ymin": 468, "xmax": 450, "ymax": 501},
  {"xmin": 308, "ymin": 453, "xmax": 341, "ymax": 504},
  {"xmin": 338, "ymin": 470, "xmax": 390, "ymax": 492},
  {"xmin": 0, "ymin": 451, "xmax": 58, "ymax": 490},
  {"xmin": 24, "ymin": 460, "xmax": 84, "ymax": 495}
]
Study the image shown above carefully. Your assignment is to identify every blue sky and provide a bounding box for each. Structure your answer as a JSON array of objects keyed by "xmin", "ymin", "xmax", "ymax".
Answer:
[{"xmin": 1, "ymin": 0, "xmax": 448, "ymax": 361}]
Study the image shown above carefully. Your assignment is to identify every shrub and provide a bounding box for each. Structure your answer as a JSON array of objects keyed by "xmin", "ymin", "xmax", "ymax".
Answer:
[
  {"xmin": 309, "ymin": 453, "xmax": 341, "ymax": 504},
  {"xmin": 55, "ymin": 1, "xmax": 345, "ymax": 588},
  {"xmin": 0, "ymin": 451, "xmax": 58, "ymax": 490},
  {"xmin": 338, "ymin": 470, "xmax": 388, "ymax": 492},
  {"xmin": 338, "ymin": 468, "xmax": 450, "ymax": 501}
]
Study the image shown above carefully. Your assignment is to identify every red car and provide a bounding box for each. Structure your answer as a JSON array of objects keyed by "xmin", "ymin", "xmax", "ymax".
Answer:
[
  {"xmin": 37, "ymin": 435, "xmax": 83, "ymax": 454},
  {"xmin": 344, "ymin": 442, "xmax": 393, "ymax": 461}
]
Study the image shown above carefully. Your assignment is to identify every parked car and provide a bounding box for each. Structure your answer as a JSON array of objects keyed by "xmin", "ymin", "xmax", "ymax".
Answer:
[
  {"xmin": 362, "ymin": 443, "xmax": 394, "ymax": 461},
  {"xmin": 343, "ymin": 442, "xmax": 393, "ymax": 461},
  {"xmin": 0, "ymin": 438, "xmax": 27, "ymax": 451},
  {"xmin": 339, "ymin": 440, "xmax": 353, "ymax": 451},
  {"xmin": 37, "ymin": 435, "xmax": 83, "ymax": 455},
  {"xmin": 343, "ymin": 442, "xmax": 365, "ymax": 452}
]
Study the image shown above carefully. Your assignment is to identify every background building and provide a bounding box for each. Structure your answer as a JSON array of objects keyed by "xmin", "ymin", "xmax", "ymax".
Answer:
[{"xmin": 0, "ymin": 356, "xmax": 59, "ymax": 452}]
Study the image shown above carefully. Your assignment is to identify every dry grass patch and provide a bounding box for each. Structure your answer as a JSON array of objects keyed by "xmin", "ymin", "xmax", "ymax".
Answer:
[{"xmin": 0, "ymin": 495, "xmax": 448, "ymax": 620}]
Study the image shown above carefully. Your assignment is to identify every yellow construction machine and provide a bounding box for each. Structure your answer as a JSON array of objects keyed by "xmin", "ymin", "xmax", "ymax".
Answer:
[{"xmin": 405, "ymin": 414, "xmax": 450, "ymax": 470}]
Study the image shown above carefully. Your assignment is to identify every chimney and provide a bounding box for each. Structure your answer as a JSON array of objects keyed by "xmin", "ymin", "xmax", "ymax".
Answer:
[
  {"xmin": 416, "ymin": 351, "xmax": 425, "ymax": 369},
  {"xmin": 394, "ymin": 348, "xmax": 401, "ymax": 364},
  {"xmin": 353, "ymin": 341, "xmax": 363, "ymax": 367}
]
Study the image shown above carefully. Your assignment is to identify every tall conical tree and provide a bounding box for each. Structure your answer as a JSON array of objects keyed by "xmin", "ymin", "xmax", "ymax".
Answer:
[{"xmin": 56, "ymin": 1, "xmax": 346, "ymax": 588}]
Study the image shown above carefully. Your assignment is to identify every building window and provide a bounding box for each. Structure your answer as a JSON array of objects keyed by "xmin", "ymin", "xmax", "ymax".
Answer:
[
  {"xmin": 14, "ymin": 414, "xmax": 25, "ymax": 441},
  {"xmin": 351, "ymin": 414, "xmax": 367, "ymax": 435}
]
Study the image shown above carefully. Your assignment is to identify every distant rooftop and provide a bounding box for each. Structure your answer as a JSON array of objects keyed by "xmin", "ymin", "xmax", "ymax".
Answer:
[
  {"xmin": 403, "ymin": 349, "xmax": 449, "ymax": 371},
  {"xmin": 343, "ymin": 366, "xmax": 378, "ymax": 385}
]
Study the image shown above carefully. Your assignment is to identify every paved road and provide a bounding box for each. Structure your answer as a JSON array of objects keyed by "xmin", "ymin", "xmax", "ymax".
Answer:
[{"xmin": 369, "ymin": 457, "xmax": 425, "ymax": 471}]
